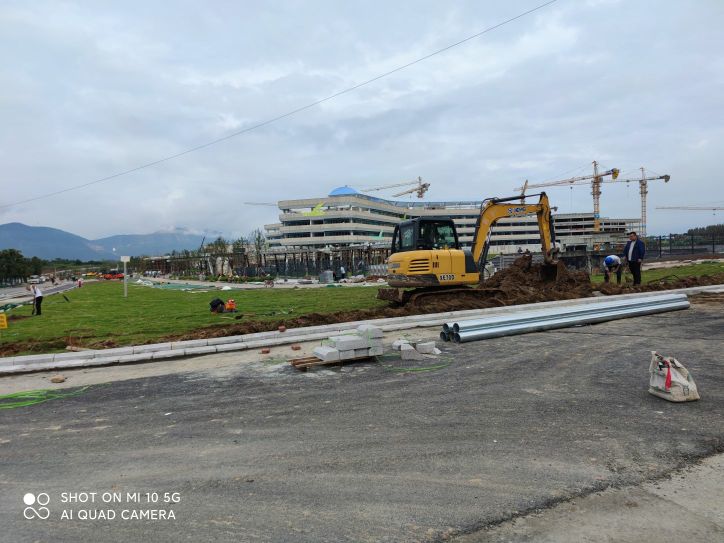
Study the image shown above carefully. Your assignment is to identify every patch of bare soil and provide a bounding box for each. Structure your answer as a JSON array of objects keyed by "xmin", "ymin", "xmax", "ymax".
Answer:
[
  {"xmin": 8, "ymin": 315, "xmax": 30, "ymax": 321},
  {"xmin": 0, "ymin": 340, "xmax": 67, "ymax": 357}
]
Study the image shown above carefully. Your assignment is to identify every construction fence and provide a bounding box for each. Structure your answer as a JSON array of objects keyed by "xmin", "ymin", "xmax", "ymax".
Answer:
[{"xmin": 141, "ymin": 234, "xmax": 723, "ymax": 280}]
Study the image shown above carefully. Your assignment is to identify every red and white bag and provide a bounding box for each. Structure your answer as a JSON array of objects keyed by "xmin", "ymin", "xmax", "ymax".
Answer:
[{"xmin": 649, "ymin": 351, "xmax": 700, "ymax": 402}]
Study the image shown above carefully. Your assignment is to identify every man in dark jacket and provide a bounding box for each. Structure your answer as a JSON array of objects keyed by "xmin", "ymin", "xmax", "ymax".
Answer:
[{"xmin": 621, "ymin": 231, "xmax": 645, "ymax": 285}]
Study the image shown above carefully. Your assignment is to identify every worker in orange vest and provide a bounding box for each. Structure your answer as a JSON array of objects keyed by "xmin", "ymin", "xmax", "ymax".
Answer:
[{"xmin": 225, "ymin": 299, "xmax": 237, "ymax": 312}]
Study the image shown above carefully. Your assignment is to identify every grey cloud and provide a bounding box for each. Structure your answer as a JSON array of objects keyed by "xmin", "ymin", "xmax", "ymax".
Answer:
[{"xmin": 0, "ymin": 0, "xmax": 722, "ymax": 238}]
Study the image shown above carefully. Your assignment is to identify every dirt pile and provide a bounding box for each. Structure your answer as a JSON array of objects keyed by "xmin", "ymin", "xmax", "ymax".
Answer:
[{"xmin": 478, "ymin": 255, "xmax": 593, "ymax": 304}]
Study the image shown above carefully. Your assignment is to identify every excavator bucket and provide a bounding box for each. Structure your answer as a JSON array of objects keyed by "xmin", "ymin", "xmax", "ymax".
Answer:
[{"xmin": 539, "ymin": 248, "xmax": 561, "ymax": 282}]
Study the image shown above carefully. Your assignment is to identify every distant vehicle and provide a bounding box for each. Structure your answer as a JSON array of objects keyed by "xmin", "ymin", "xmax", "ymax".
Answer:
[
  {"xmin": 28, "ymin": 275, "xmax": 41, "ymax": 284},
  {"xmin": 39, "ymin": 275, "xmax": 48, "ymax": 283}
]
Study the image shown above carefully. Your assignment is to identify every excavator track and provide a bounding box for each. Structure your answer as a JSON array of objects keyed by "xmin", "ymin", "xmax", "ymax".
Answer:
[{"xmin": 378, "ymin": 286, "xmax": 503, "ymax": 310}]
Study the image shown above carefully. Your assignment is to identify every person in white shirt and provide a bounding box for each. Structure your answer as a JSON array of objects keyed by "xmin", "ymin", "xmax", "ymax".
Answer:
[
  {"xmin": 27, "ymin": 284, "xmax": 44, "ymax": 315},
  {"xmin": 603, "ymin": 255, "xmax": 622, "ymax": 284}
]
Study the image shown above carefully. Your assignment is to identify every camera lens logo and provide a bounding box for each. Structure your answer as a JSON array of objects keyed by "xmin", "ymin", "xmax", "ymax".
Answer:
[{"xmin": 23, "ymin": 493, "xmax": 50, "ymax": 520}]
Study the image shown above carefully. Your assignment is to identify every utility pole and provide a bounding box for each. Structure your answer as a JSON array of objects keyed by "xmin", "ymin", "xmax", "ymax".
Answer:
[{"xmin": 592, "ymin": 161, "xmax": 602, "ymax": 231}]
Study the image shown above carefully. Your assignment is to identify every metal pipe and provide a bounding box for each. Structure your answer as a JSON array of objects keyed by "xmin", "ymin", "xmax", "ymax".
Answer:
[
  {"xmin": 439, "ymin": 331, "xmax": 451, "ymax": 342},
  {"xmin": 452, "ymin": 298, "xmax": 689, "ymax": 343},
  {"xmin": 450, "ymin": 294, "xmax": 687, "ymax": 333}
]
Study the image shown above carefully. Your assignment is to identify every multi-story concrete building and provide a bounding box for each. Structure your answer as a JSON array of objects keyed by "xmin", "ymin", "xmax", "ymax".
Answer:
[{"xmin": 265, "ymin": 186, "xmax": 639, "ymax": 254}]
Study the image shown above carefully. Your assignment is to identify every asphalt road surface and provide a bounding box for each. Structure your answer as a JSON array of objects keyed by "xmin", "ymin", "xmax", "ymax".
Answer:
[{"xmin": 1, "ymin": 304, "xmax": 722, "ymax": 542}]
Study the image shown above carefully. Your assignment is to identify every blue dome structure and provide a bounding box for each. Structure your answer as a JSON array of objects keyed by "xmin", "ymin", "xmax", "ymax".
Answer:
[{"xmin": 328, "ymin": 186, "xmax": 358, "ymax": 197}]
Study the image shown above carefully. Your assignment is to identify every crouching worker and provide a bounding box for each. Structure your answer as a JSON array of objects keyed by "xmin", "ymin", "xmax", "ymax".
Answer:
[
  {"xmin": 603, "ymin": 255, "xmax": 622, "ymax": 285},
  {"xmin": 209, "ymin": 298, "xmax": 225, "ymax": 313},
  {"xmin": 225, "ymin": 299, "xmax": 237, "ymax": 312}
]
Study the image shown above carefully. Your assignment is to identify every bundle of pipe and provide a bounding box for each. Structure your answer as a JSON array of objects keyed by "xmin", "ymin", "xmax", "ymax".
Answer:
[{"xmin": 439, "ymin": 293, "xmax": 689, "ymax": 343}]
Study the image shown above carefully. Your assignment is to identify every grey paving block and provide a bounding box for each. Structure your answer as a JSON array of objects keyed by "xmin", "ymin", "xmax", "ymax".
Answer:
[
  {"xmin": 339, "ymin": 349, "xmax": 359, "ymax": 361},
  {"xmin": 354, "ymin": 349, "xmax": 369, "ymax": 358},
  {"xmin": 313, "ymin": 346, "xmax": 340, "ymax": 362},
  {"xmin": 356, "ymin": 324, "xmax": 384, "ymax": 338},
  {"xmin": 392, "ymin": 339, "xmax": 410, "ymax": 351},
  {"xmin": 368, "ymin": 346, "xmax": 384, "ymax": 357},
  {"xmin": 329, "ymin": 334, "xmax": 369, "ymax": 351},
  {"xmin": 400, "ymin": 343, "xmax": 425, "ymax": 360},
  {"xmin": 415, "ymin": 341, "xmax": 437, "ymax": 354}
]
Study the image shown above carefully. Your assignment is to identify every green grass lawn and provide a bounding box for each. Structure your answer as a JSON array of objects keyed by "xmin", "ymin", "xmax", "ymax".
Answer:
[
  {"xmin": 590, "ymin": 261, "xmax": 724, "ymax": 284},
  {"xmin": 1, "ymin": 282, "xmax": 386, "ymax": 354}
]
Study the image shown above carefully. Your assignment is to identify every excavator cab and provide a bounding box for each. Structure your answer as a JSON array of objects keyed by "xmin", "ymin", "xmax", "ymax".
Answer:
[{"xmin": 391, "ymin": 218, "xmax": 460, "ymax": 253}]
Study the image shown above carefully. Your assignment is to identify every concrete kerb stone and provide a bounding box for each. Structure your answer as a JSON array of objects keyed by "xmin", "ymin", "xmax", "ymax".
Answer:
[
  {"xmin": 53, "ymin": 350, "xmax": 96, "ymax": 361},
  {"xmin": 170, "ymin": 339, "xmax": 208, "ymax": 350},
  {"xmin": 118, "ymin": 353, "xmax": 154, "ymax": 364},
  {"xmin": 12, "ymin": 353, "xmax": 54, "ymax": 365},
  {"xmin": 132, "ymin": 342, "xmax": 173, "ymax": 354},
  {"xmin": 313, "ymin": 346, "xmax": 340, "ymax": 362},
  {"xmin": 215, "ymin": 342, "xmax": 248, "ymax": 353},
  {"xmin": 206, "ymin": 336, "xmax": 245, "ymax": 346},
  {"xmin": 95, "ymin": 346, "xmax": 134, "ymax": 357},
  {"xmin": 0, "ymin": 357, "xmax": 15, "ymax": 368},
  {"xmin": 152, "ymin": 350, "xmax": 184, "ymax": 360},
  {"xmin": 183, "ymin": 346, "xmax": 218, "ymax": 357}
]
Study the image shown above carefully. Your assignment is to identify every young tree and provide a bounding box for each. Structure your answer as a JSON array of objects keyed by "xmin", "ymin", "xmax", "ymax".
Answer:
[{"xmin": 249, "ymin": 228, "xmax": 267, "ymax": 274}]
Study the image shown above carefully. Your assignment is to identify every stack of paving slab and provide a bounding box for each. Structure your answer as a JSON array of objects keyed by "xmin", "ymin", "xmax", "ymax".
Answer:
[
  {"xmin": 312, "ymin": 324, "xmax": 385, "ymax": 363},
  {"xmin": 392, "ymin": 338, "xmax": 442, "ymax": 360}
]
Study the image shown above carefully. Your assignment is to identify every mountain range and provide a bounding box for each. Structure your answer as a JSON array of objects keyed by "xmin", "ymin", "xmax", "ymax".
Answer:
[{"xmin": 0, "ymin": 223, "xmax": 208, "ymax": 260}]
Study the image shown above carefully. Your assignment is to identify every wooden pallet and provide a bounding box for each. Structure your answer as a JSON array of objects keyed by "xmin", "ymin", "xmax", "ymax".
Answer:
[{"xmin": 290, "ymin": 354, "xmax": 373, "ymax": 371}]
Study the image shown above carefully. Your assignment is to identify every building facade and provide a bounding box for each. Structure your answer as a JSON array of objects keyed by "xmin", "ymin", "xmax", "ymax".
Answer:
[{"xmin": 265, "ymin": 186, "xmax": 639, "ymax": 254}]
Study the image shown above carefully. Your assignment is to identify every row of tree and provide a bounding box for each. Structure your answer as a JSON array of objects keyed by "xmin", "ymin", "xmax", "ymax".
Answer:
[
  {"xmin": 686, "ymin": 223, "xmax": 724, "ymax": 236},
  {"xmin": 0, "ymin": 249, "xmax": 44, "ymax": 284}
]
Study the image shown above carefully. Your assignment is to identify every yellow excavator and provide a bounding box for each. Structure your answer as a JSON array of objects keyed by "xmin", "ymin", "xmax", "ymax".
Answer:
[{"xmin": 378, "ymin": 192, "xmax": 558, "ymax": 305}]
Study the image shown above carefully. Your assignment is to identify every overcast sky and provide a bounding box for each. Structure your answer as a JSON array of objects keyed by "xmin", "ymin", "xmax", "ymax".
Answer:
[{"xmin": 1, "ymin": 0, "xmax": 723, "ymax": 239}]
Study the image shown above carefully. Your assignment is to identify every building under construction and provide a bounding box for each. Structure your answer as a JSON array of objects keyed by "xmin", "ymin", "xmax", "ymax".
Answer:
[{"xmin": 264, "ymin": 186, "xmax": 640, "ymax": 255}]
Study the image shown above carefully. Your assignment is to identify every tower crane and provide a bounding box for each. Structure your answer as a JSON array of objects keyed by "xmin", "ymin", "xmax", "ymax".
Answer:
[
  {"xmin": 361, "ymin": 176, "xmax": 430, "ymax": 198},
  {"xmin": 516, "ymin": 161, "xmax": 619, "ymax": 231},
  {"xmin": 616, "ymin": 168, "xmax": 670, "ymax": 237},
  {"xmin": 657, "ymin": 206, "xmax": 723, "ymax": 211}
]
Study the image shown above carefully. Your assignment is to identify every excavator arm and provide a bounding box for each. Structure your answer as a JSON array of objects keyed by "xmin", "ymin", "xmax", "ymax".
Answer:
[{"xmin": 469, "ymin": 192, "xmax": 557, "ymax": 268}]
